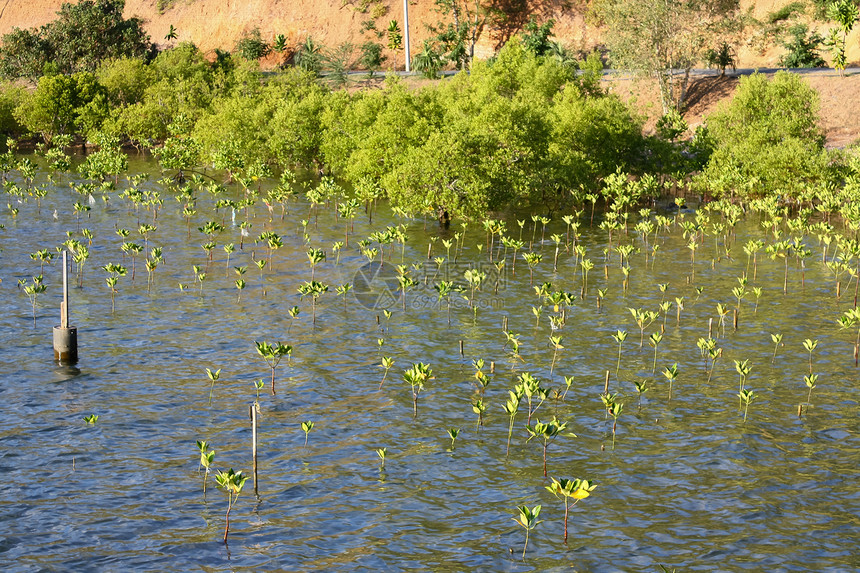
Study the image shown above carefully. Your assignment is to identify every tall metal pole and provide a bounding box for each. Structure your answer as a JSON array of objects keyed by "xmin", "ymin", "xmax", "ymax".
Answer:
[{"xmin": 403, "ymin": 0, "xmax": 411, "ymax": 73}]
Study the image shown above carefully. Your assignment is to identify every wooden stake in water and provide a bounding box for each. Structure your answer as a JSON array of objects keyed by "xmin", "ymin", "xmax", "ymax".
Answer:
[
  {"xmin": 604, "ymin": 370, "xmax": 610, "ymax": 394},
  {"xmin": 459, "ymin": 340, "xmax": 464, "ymax": 357}
]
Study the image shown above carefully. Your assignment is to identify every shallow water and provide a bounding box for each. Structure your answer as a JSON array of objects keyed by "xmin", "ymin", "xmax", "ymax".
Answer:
[{"xmin": 1, "ymin": 157, "xmax": 859, "ymax": 571}]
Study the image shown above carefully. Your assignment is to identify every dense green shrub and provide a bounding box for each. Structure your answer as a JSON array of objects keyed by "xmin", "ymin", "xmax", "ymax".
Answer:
[{"xmin": 696, "ymin": 71, "xmax": 832, "ymax": 199}]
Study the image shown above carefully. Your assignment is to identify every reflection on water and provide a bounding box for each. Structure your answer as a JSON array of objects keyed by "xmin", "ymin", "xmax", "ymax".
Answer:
[{"xmin": 0, "ymin": 156, "xmax": 859, "ymax": 571}]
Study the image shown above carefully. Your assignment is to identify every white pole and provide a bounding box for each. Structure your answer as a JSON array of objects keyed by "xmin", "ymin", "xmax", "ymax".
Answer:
[
  {"xmin": 62, "ymin": 250, "xmax": 69, "ymax": 328},
  {"xmin": 403, "ymin": 0, "xmax": 411, "ymax": 73}
]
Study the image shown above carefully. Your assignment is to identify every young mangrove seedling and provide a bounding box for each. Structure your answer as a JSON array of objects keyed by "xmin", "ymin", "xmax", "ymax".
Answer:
[
  {"xmin": 519, "ymin": 372, "xmax": 547, "ymax": 425},
  {"xmin": 255, "ymin": 340, "xmax": 292, "ymax": 395},
  {"xmin": 737, "ymin": 388, "xmax": 756, "ymax": 423},
  {"xmin": 523, "ymin": 252, "xmax": 542, "ymax": 286},
  {"xmin": 380, "ymin": 356, "xmax": 394, "ymax": 389},
  {"xmin": 403, "ymin": 362, "xmax": 433, "ymax": 417},
  {"xmin": 548, "ymin": 335, "xmax": 564, "ymax": 376},
  {"xmin": 545, "ymin": 478, "xmax": 595, "ymax": 543},
  {"xmin": 376, "ymin": 447, "xmax": 387, "ymax": 470},
  {"xmin": 434, "ymin": 280, "xmax": 455, "ymax": 326},
  {"xmin": 649, "ymin": 332, "xmax": 663, "ymax": 374},
  {"xmin": 253, "ymin": 379, "xmax": 264, "ymax": 402},
  {"xmin": 23, "ymin": 275, "xmax": 47, "ymax": 327},
  {"xmin": 215, "ymin": 468, "xmax": 248, "ymax": 543},
  {"xmin": 662, "ymin": 363, "xmax": 679, "ymax": 401},
  {"xmin": 102, "ymin": 263, "xmax": 127, "ymax": 313},
  {"xmin": 526, "ymin": 416, "xmax": 571, "ymax": 477},
  {"xmin": 633, "ymin": 379, "xmax": 649, "ymax": 409},
  {"xmin": 298, "ymin": 280, "xmax": 329, "ymax": 325},
  {"xmin": 504, "ymin": 385, "xmax": 524, "ymax": 457},
  {"xmin": 771, "ymin": 333, "xmax": 783, "ymax": 364},
  {"xmin": 472, "ymin": 398, "xmax": 486, "ymax": 431},
  {"xmin": 301, "ymin": 420, "xmax": 314, "ymax": 446},
  {"xmin": 612, "ymin": 330, "xmax": 627, "ymax": 377},
  {"xmin": 803, "ymin": 339, "xmax": 818, "ymax": 374},
  {"xmin": 83, "ymin": 414, "xmax": 98, "ymax": 424},
  {"xmin": 608, "ymin": 401, "xmax": 623, "ymax": 447},
  {"xmin": 804, "ymin": 373, "xmax": 818, "ymax": 415},
  {"xmin": 447, "ymin": 427, "xmax": 460, "ymax": 449},
  {"xmin": 206, "ymin": 367, "xmax": 221, "ymax": 406},
  {"xmin": 196, "ymin": 440, "xmax": 214, "ymax": 493},
  {"xmin": 734, "ymin": 359, "xmax": 751, "ymax": 408},
  {"xmin": 513, "ymin": 505, "xmax": 542, "ymax": 560}
]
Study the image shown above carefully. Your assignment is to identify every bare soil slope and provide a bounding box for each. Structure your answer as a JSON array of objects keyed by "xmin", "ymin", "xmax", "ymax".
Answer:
[{"xmin": 1, "ymin": 0, "xmax": 857, "ymax": 146}]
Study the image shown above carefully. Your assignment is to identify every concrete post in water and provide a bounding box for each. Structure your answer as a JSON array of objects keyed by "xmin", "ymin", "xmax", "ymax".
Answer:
[{"xmin": 53, "ymin": 251, "xmax": 78, "ymax": 363}]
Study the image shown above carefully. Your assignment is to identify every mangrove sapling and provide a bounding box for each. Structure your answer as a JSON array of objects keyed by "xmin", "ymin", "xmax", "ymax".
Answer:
[
  {"xmin": 196, "ymin": 440, "xmax": 214, "ymax": 493},
  {"xmin": 532, "ymin": 305, "xmax": 543, "ymax": 328},
  {"xmin": 434, "ymin": 281, "xmax": 455, "ymax": 326},
  {"xmin": 253, "ymin": 379, "xmax": 265, "ymax": 402},
  {"xmin": 597, "ymin": 288, "xmax": 607, "ymax": 309},
  {"xmin": 545, "ymin": 478, "xmax": 595, "ymax": 543},
  {"xmin": 606, "ymin": 399, "xmax": 623, "ymax": 447},
  {"xmin": 255, "ymin": 340, "xmax": 292, "ymax": 395},
  {"xmin": 447, "ymin": 428, "xmax": 460, "ymax": 449},
  {"xmin": 403, "ymin": 362, "xmax": 433, "ymax": 417},
  {"xmin": 803, "ymin": 339, "xmax": 818, "ymax": 374},
  {"xmin": 519, "ymin": 372, "xmax": 546, "ymax": 424},
  {"xmin": 734, "ymin": 359, "xmax": 751, "ymax": 408},
  {"xmin": 380, "ymin": 357, "xmax": 394, "ymax": 389},
  {"xmin": 737, "ymin": 389, "xmax": 756, "ymax": 423},
  {"xmin": 580, "ymin": 258, "xmax": 594, "ymax": 298},
  {"xmin": 472, "ymin": 399, "xmax": 486, "ymax": 430},
  {"xmin": 22, "ymin": 275, "xmax": 46, "ymax": 326},
  {"xmin": 223, "ymin": 243, "xmax": 235, "ymax": 276},
  {"xmin": 307, "ymin": 247, "xmax": 325, "ymax": 280},
  {"xmin": 376, "ymin": 448, "xmax": 387, "ymax": 470},
  {"xmin": 298, "ymin": 281, "xmax": 329, "ymax": 325},
  {"xmin": 804, "ymin": 373, "xmax": 818, "ymax": 415},
  {"xmin": 504, "ymin": 385, "xmax": 524, "ymax": 457},
  {"xmin": 336, "ymin": 283, "xmax": 352, "ymax": 311},
  {"xmin": 675, "ymin": 297, "xmax": 685, "ymax": 325},
  {"xmin": 215, "ymin": 468, "xmax": 248, "ymax": 543},
  {"xmin": 549, "ymin": 335, "xmax": 564, "ymax": 376},
  {"xmin": 301, "ymin": 421, "xmax": 314, "ymax": 446},
  {"xmin": 633, "ymin": 379, "xmax": 649, "ymax": 409},
  {"xmin": 396, "ymin": 272, "xmax": 418, "ymax": 312},
  {"xmin": 83, "ymin": 414, "xmax": 98, "ymax": 424},
  {"xmin": 771, "ymin": 333, "xmax": 784, "ymax": 363},
  {"xmin": 382, "ymin": 310, "xmax": 393, "ymax": 333},
  {"xmin": 612, "ymin": 330, "xmax": 627, "ymax": 378},
  {"xmin": 523, "ymin": 252, "xmax": 542, "ymax": 286},
  {"xmin": 561, "ymin": 376, "xmax": 574, "ymax": 401},
  {"xmin": 514, "ymin": 504, "xmax": 542, "ymax": 559},
  {"xmin": 629, "ymin": 308, "xmax": 658, "ymax": 347},
  {"xmin": 715, "ymin": 303, "xmax": 731, "ymax": 337},
  {"xmin": 649, "ymin": 332, "xmax": 663, "ymax": 374},
  {"xmin": 206, "ymin": 368, "xmax": 221, "ymax": 406},
  {"xmin": 751, "ymin": 287, "xmax": 763, "ymax": 313},
  {"xmin": 662, "ymin": 363, "xmax": 679, "ymax": 401},
  {"xmin": 102, "ymin": 263, "xmax": 127, "ymax": 313},
  {"xmin": 526, "ymin": 416, "xmax": 571, "ymax": 477},
  {"xmin": 30, "ymin": 248, "xmax": 54, "ymax": 274}
]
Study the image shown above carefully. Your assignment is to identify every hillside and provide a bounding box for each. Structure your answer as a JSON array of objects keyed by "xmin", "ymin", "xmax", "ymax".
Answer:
[
  {"xmin": 1, "ymin": 0, "xmax": 858, "ymax": 147},
  {"xmin": 1, "ymin": 0, "xmax": 858, "ymax": 67}
]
